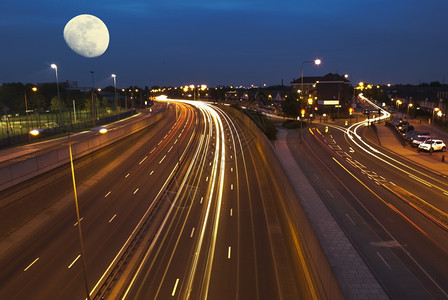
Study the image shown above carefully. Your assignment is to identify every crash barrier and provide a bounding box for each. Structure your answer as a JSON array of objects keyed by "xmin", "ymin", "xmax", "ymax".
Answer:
[{"xmin": 0, "ymin": 107, "xmax": 168, "ymax": 192}]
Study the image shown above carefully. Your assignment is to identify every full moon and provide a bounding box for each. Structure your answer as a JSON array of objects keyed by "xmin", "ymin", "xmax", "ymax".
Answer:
[{"xmin": 63, "ymin": 14, "xmax": 109, "ymax": 58}]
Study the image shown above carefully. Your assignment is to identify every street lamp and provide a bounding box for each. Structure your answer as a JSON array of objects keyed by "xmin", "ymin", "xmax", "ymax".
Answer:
[
  {"xmin": 90, "ymin": 71, "xmax": 95, "ymax": 126},
  {"xmin": 300, "ymin": 58, "xmax": 321, "ymax": 142},
  {"xmin": 51, "ymin": 64, "xmax": 63, "ymax": 127},
  {"xmin": 111, "ymin": 74, "xmax": 117, "ymax": 110},
  {"xmin": 433, "ymin": 107, "xmax": 440, "ymax": 124},
  {"xmin": 29, "ymin": 127, "xmax": 107, "ymax": 300},
  {"xmin": 407, "ymin": 103, "xmax": 413, "ymax": 116},
  {"xmin": 396, "ymin": 99, "xmax": 402, "ymax": 112},
  {"xmin": 121, "ymin": 89, "xmax": 127, "ymax": 109}
]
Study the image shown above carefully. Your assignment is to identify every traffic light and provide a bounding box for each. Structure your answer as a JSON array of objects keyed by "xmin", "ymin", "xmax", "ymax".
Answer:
[{"xmin": 349, "ymin": 107, "xmax": 354, "ymax": 115}]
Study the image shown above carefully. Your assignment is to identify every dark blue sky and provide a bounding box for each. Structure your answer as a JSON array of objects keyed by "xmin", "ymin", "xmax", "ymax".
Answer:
[{"xmin": 1, "ymin": 0, "xmax": 447, "ymax": 88}]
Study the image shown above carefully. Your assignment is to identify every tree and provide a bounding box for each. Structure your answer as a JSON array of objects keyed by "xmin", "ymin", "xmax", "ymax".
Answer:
[{"xmin": 282, "ymin": 91, "xmax": 300, "ymax": 117}]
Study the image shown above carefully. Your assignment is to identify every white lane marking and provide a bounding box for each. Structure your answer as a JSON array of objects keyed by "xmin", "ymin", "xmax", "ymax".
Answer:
[
  {"xmin": 68, "ymin": 254, "xmax": 81, "ymax": 269},
  {"xmin": 227, "ymin": 246, "xmax": 232, "ymax": 259},
  {"xmin": 125, "ymin": 173, "xmax": 130, "ymax": 178},
  {"xmin": 174, "ymin": 139, "xmax": 178, "ymax": 144},
  {"xmin": 164, "ymin": 134, "xmax": 168, "ymax": 139},
  {"xmin": 104, "ymin": 191, "xmax": 111, "ymax": 198},
  {"xmin": 74, "ymin": 217, "xmax": 83, "ymax": 226},
  {"xmin": 377, "ymin": 252, "xmax": 391, "ymax": 270},
  {"xmin": 230, "ymin": 208, "xmax": 233, "ymax": 216},
  {"xmin": 409, "ymin": 174, "xmax": 433, "ymax": 187},
  {"xmin": 190, "ymin": 227, "xmax": 195, "ymax": 238},
  {"xmin": 231, "ymin": 167, "xmax": 233, "ymax": 172},
  {"xmin": 168, "ymin": 146, "xmax": 173, "ymax": 153},
  {"xmin": 327, "ymin": 189, "xmax": 334, "ymax": 199},
  {"xmin": 24, "ymin": 258, "xmax": 39, "ymax": 271},
  {"xmin": 158, "ymin": 140, "xmax": 163, "ymax": 146},
  {"xmin": 206, "ymin": 176, "xmax": 209, "ymax": 182},
  {"xmin": 133, "ymin": 188, "xmax": 139, "ymax": 195},
  {"xmin": 109, "ymin": 214, "xmax": 117, "ymax": 223},
  {"xmin": 139, "ymin": 156, "xmax": 148, "ymax": 165},
  {"xmin": 150, "ymin": 148, "xmax": 156, "ymax": 154},
  {"xmin": 345, "ymin": 213, "xmax": 356, "ymax": 225},
  {"xmin": 150, "ymin": 170, "xmax": 154, "ymax": 175},
  {"xmin": 159, "ymin": 155, "xmax": 166, "ymax": 164},
  {"xmin": 172, "ymin": 278, "xmax": 180, "ymax": 296},
  {"xmin": 200, "ymin": 197, "xmax": 203, "ymax": 204},
  {"xmin": 230, "ymin": 184, "xmax": 234, "ymax": 190},
  {"xmin": 178, "ymin": 133, "xmax": 182, "ymax": 138}
]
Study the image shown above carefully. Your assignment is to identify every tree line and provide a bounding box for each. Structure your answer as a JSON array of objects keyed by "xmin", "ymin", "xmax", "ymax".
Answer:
[{"xmin": 0, "ymin": 82, "xmax": 149, "ymax": 114}]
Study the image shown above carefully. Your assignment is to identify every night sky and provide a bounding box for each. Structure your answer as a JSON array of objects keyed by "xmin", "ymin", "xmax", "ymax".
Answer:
[{"xmin": 1, "ymin": 0, "xmax": 447, "ymax": 88}]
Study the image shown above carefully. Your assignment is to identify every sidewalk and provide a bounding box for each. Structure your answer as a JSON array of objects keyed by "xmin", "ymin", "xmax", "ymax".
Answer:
[
  {"xmin": 375, "ymin": 122, "xmax": 448, "ymax": 176},
  {"xmin": 274, "ymin": 129, "xmax": 388, "ymax": 300}
]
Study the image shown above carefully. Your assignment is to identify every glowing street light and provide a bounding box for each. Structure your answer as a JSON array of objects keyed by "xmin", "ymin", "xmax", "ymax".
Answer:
[
  {"xmin": 29, "ymin": 127, "xmax": 107, "ymax": 300},
  {"xmin": 433, "ymin": 107, "xmax": 440, "ymax": 124},
  {"xmin": 300, "ymin": 58, "xmax": 322, "ymax": 142},
  {"xmin": 111, "ymin": 74, "xmax": 117, "ymax": 110},
  {"xmin": 407, "ymin": 103, "xmax": 413, "ymax": 115},
  {"xmin": 51, "ymin": 64, "xmax": 63, "ymax": 127}
]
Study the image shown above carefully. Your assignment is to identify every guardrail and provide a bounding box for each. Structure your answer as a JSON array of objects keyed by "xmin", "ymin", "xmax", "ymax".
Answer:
[{"xmin": 0, "ymin": 107, "xmax": 168, "ymax": 192}]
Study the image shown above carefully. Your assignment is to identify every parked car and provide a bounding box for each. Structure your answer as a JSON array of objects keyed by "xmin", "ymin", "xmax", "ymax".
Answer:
[
  {"xmin": 396, "ymin": 121, "xmax": 409, "ymax": 131},
  {"xmin": 389, "ymin": 118, "xmax": 402, "ymax": 126},
  {"xmin": 400, "ymin": 124, "xmax": 414, "ymax": 134},
  {"xmin": 418, "ymin": 139, "xmax": 446, "ymax": 152},
  {"xmin": 406, "ymin": 131, "xmax": 431, "ymax": 142},
  {"xmin": 411, "ymin": 135, "xmax": 432, "ymax": 147}
]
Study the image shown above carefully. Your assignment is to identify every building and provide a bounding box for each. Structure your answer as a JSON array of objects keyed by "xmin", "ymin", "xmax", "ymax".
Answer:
[{"xmin": 291, "ymin": 73, "xmax": 352, "ymax": 111}]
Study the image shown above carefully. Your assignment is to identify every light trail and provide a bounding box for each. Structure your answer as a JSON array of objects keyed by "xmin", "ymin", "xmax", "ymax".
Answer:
[{"xmin": 324, "ymin": 95, "xmax": 448, "ymax": 197}]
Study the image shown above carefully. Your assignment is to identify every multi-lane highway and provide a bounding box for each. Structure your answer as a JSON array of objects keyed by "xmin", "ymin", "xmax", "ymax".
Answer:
[
  {"xmin": 289, "ymin": 100, "xmax": 448, "ymax": 299},
  {"xmin": 0, "ymin": 100, "xmax": 317, "ymax": 299}
]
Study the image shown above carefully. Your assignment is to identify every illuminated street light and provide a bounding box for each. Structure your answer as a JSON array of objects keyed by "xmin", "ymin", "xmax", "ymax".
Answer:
[
  {"xmin": 29, "ymin": 128, "xmax": 107, "ymax": 300},
  {"xmin": 407, "ymin": 103, "xmax": 413, "ymax": 115},
  {"xmin": 396, "ymin": 99, "xmax": 403, "ymax": 111},
  {"xmin": 111, "ymin": 74, "xmax": 117, "ymax": 110},
  {"xmin": 300, "ymin": 58, "xmax": 322, "ymax": 142},
  {"xmin": 433, "ymin": 107, "xmax": 440, "ymax": 124},
  {"xmin": 51, "ymin": 64, "xmax": 63, "ymax": 127}
]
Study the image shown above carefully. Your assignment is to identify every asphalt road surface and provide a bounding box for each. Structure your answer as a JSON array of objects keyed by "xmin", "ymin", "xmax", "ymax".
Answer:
[
  {"xmin": 0, "ymin": 101, "xmax": 314, "ymax": 299},
  {"xmin": 290, "ymin": 116, "xmax": 448, "ymax": 299}
]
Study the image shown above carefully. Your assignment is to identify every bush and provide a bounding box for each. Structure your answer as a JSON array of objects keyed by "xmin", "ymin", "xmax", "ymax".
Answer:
[
  {"xmin": 282, "ymin": 120, "xmax": 301, "ymax": 129},
  {"xmin": 242, "ymin": 109, "xmax": 278, "ymax": 140}
]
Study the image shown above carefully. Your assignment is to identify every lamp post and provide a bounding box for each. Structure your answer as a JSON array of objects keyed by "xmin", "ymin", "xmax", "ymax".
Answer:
[
  {"xmin": 67, "ymin": 130, "xmax": 91, "ymax": 300},
  {"xmin": 407, "ymin": 103, "xmax": 413, "ymax": 116},
  {"xmin": 29, "ymin": 127, "xmax": 108, "ymax": 300},
  {"xmin": 122, "ymin": 89, "xmax": 127, "ymax": 109},
  {"xmin": 111, "ymin": 74, "xmax": 117, "ymax": 110},
  {"xmin": 90, "ymin": 71, "xmax": 95, "ymax": 126},
  {"xmin": 433, "ymin": 107, "xmax": 440, "ymax": 125},
  {"xmin": 300, "ymin": 58, "xmax": 321, "ymax": 142},
  {"xmin": 51, "ymin": 64, "xmax": 63, "ymax": 127}
]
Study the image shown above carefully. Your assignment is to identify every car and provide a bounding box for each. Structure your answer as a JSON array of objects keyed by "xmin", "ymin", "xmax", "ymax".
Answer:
[
  {"xmin": 389, "ymin": 118, "xmax": 402, "ymax": 126},
  {"xmin": 418, "ymin": 139, "xmax": 446, "ymax": 152},
  {"xmin": 406, "ymin": 131, "xmax": 431, "ymax": 142},
  {"xmin": 400, "ymin": 124, "xmax": 414, "ymax": 134},
  {"xmin": 396, "ymin": 121, "xmax": 409, "ymax": 131},
  {"xmin": 411, "ymin": 135, "xmax": 432, "ymax": 147}
]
